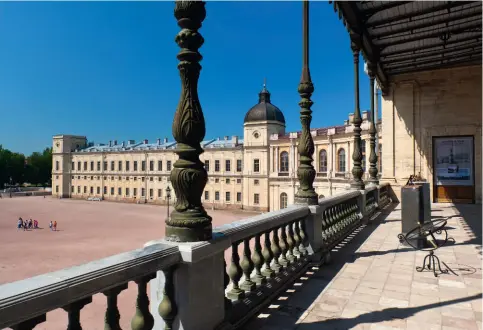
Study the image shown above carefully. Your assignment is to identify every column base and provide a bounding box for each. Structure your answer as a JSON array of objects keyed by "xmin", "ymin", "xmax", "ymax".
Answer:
[
  {"xmin": 165, "ymin": 224, "xmax": 212, "ymax": 242},
  {"xmin": 294, "ymin": 195, "xmax": 318, "ymax": 205}
]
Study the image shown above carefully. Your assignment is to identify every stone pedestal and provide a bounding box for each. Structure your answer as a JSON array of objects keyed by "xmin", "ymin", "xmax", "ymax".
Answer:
[
  {"xmin": 145, "ymin": 239, "xmax": 229, "ymax": 330},
  {"xmin": 413, "ymin": 181, "xmax": 430, "ymax": 223},
  {"xmin": 305, "ymin": 205, "xmax": 323, "ymax": 264}
]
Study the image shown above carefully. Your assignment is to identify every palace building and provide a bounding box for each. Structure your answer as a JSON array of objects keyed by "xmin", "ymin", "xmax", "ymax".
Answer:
[{"xmin": 52, "ymin": 85, "xmax": 382, "ymax": 212}]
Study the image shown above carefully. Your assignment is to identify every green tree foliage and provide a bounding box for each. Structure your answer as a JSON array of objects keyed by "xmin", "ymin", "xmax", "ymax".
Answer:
[{"xmin": 0, "ymin": 145, "xmax": 52, "ymax": 188}]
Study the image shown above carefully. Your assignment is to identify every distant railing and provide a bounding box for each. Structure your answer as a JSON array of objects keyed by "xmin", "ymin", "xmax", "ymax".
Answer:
[{"xmin": 0, "ymin": 184, "xmax": 393, "ymax": 330}]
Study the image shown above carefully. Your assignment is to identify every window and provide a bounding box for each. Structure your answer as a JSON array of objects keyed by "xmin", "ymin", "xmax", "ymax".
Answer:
[
  {"xmin": 133, "ymin": 188, "xmax": 137, "ymax": 197},
  {"xmin": 118, "ymin": 161, "xmax": 123, "ymax": 172},
  {"xmin": 91, "ymin": 176, "xmax": 94, "ymax": 180},
  {"xmin": 150, "ymin": 177, "xmax": 153, "ymax": 182},
  {"xmin": 236, "ymin": 159, "xmax": 242, "ymax": 172},
  {"xmin": 215, "ymin": 178, "xmax": 219, "ymax": 183},
  {"xmin": 236, "ymin": 192, "xmax": 242, "ymax": 202},
  {"xmin": 134, "ymin": 161, "xmax": 138, "ymax": 171},
  {"xmin": 338, "ymin": 148, "xmax": 346, "ymax": 172},
  {"xmin": 149, "ymin": 189, "xmax": 153, "ymax": 198},
  {"xmin": 236, "ymin": 178, "xmax": 241, "ymax": 184},
  {"xmin": 97, "ymin": 161, "xmax": 101, "ymax": 171},
  {"xmin": 103, "ymin": 186, "xmax": 107, "ymax": 194},
  {"xmin": 226, "ymin": 178, "xmax": 230, "ymax": 184},
  {"xmin": 97, "ymin": 187, "xmax": 100, "ymax": 194},
  {"xmin": 134, "ymin": 177, "xmax": 137, "ymax": 181},
  {"xmin": 55, "ymin": 161, "xmax": 59, "ymax": 171},
  {"xmin": 280, "ymin": 151, "xmax": 289, "ymax": 172},
  {"xmin": 103, "ymin": 161, "xmax": 108, "ymax": 171},
  {"xmin": 71, "ymin": 162, "xmax": 75, "ymax": 170},
  {"xmin": 205, "ymin": 191, "xmax": 209, "ymax": 200},
  {"xmin": 110, "ymin": 161, "xmax": 114, "ymax": 171},
  {"xmin": 225, "ymin": 192, "xmax": 231, "ymax": 202},
  {"xmin": 77, "ymin": 186, "xmax": 80, "ymax": 193},
  {"xmin": 319, "ymin": 150, "xmax": 327, "ymax": 172},
  {"xmin": 126, "ymin": 161, "xmax": 130, "ymax": 171},
  {"xmin": 90, "ymin": 161, "xmax": 94, "ymax": 171},
  {"xmin": 111, "ymin": 187, "xmax": 114, "ymax": 195},
  {"xmin": 167, "ymin": 161, "xmax": 172, "ymax": 171},
  {"xmin": 203, "ymin": 160, "xmax": 209, "ymax": 172},
  {"xmin": 254, "ymin": 179, "xmax": 259, "ymax": 185},
  {"xmin": 55, "ymin": 185, "xmax": 59, "ymax": 193},
  {"xmin": 280, "ymin": 193, "xmax": 288, "ymax": 209},
  {"xmin": 361, "ymin": 140, "xmax": 366, "ymax": 172},
  {"xmin": 225, "ymin": 160, "xmax": 231, "ymax": 172},
  {"xmin": 77, "ymin": 161, "xmax": 81, "ymax": 171},
  {"xmin": 126, "ymin": 188, "xmax": 130, "ymax": 196},
  {"xmin": 253, "ymin": 159, "xmax": 260, "ymax": 173},
  {"xmin": 84, "ymin": 162, "xmax": 87, "ymax": 171},
  {"xmin": 90, "ymin": 186, "xmax": 93, "ymax": 194},
  {"xmin": 71, "ymin": 186, "xmax": 74, "ymax": 193},
  {"xmin": 141, "ymin": 188, "xmax": 145, "ymax": 197},
  {"xmin": 215, "ymin": 191, "xmax": 220, "ymax": 201},
  {"xmin": 84, "ymin": 186, "xmax": 87, "ymax": 194},
  {"xmin": 150, "ymin": 161, "xmax": 154, "ymax": 171},
  {"xmin": 215, "ymin": 160, "xmax": 220, "ymax": 172},
  {"xmin": 254, "ymin": 193, "xmax": 260, "ymax": 204},
  {"xmin": 142, "ymin": 161, "xmax": 146, "ymax": 171},
  {"xmin": 118, "ymin": 187, "xmax": 122, "ymax": 196},
  {"xmin": 158, "ymin": 161, "xmax": 162, "ymax": 171},
  {"xmin": 158, "ymin": 189, "xmax": 162, "ymax": 198}
]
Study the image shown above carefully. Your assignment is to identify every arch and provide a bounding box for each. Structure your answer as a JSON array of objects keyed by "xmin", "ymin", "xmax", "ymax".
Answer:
[
  {"xmin": 280, "ymin": 192, "xmax": 288, "ymax": 209},
  {"xmin": 337, "ymin": 148, "xmax": 346, "ymax": 172},
  {"xmin": 319, "ymin": 149, "xmax": 327, "ymax": 172},
  {"xmin": 280, "ymin": 151, "xmax": 289, "ymax": 172}
]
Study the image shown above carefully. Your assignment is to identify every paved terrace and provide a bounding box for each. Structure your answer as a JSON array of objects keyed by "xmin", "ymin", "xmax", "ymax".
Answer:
[{"xmin": 244, "ymin": 203, "xmax": 482, "ymax": 330}]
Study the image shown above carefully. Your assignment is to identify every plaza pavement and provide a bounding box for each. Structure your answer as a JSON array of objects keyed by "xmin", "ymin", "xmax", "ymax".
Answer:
[
  {"xmin": 0, "ymin": 196, "xmax": 257, "ymax": 329},
  {"xmin": 244, "ymin": 203, "xmax": 482, "ymax": 330}
]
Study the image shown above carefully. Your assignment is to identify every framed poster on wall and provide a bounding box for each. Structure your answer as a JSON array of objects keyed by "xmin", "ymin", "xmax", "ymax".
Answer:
[{"xmin": 433, "ymin": 136, "xmax": 474, "ymax": 186}]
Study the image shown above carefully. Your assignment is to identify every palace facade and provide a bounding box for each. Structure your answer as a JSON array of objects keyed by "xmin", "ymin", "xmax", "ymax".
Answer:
[{"xmin": 52, "ymin": 86, "xmax": 382, "ymax": 212}]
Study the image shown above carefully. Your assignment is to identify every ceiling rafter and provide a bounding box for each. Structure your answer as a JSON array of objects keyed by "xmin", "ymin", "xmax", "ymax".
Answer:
[
  {"xmin": 360, "ymin": 1, "xmax": 412, "ymax": 17},
  {"xmin": 386, "ymin": 57, "xmax": 480, "ymax": 75},
  {"xmin": 384, "ymin": 49, "xmax": 481, "ymax": 69},
  {"xmin": 366, "ymin": 2, "xmax": 475, "ymax": 28}
]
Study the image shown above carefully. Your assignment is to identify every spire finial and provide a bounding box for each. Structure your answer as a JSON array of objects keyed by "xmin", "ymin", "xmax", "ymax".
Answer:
[{"xmin": 263, "ymin": 77, "xmax": 267, "ymax": 88}]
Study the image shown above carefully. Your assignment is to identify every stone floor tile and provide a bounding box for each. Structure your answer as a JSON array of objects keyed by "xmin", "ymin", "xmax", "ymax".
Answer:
[
  {"xmin": 385, "ymin": 284, "xmax": 412, "ymax": 294},
  {"xmin": 315, "ymin": 295, "xmax": 349, "ymax": 312},
  {"xmin": 441, "ymin": 306, "xmax": 475, "ymax": 320},
  {"xmin": 406, "ymin": 320, "xmax": 441, "ymax": 330},
  {"xmin": 355, "ymin": 285, "xmax": 383, "ymax": 296},
  {"xmin": 382, "ymin": 290, "xmax": 410, "ymax": 301},
  {"xmin": 439, "ymin": 279, "xmax": 467, "ymax": 289},
  {"xmin": 475, "ymin": 312, "xmax": 482, "ymax": 322},
  {"xmin": 379, "ymin": 296, "xmax": 410, "ymax": 308},
  {"xmin": 323, "ymin": 288, "xmax": 354, "ymax": 299},
  {"xmin": 442, "ymin": 315, "xmax": 479, "ymax": 330},
  {"xmin": 352, "ymin": 292, "xmax": 382, "ymax": 304},
  {"xmin": 360, "ymin": 281, "xmax": 386, "ymax": 290},
  {"xmin": 409, "ymin": 309, "xmax": 442, "ymax": 324},
  {"xmin": 472, "ymin": 299, "xmax": 483, "ymax": 312},
  {"xmin": 477, "ymin": 321, "xmax": 482, "ymax": 330},
  {"xmin": 371, "ymin": 318, "xmax": 407, "ymax": 329},
  {"xmin": 330, "ymin": 278, "xmax": 360, "ymax": 291}
]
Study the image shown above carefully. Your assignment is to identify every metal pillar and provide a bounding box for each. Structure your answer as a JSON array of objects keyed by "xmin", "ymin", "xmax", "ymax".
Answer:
[
  {"xmin": 166, "ymin": 1, "xmax": 212, "ymax": 242},
  {"xmin": 294, "ymin": 0, "xmax": 318, "ymax": 205},
  {"xmin": 367, "ymin": 63, "xmax": 379, "ymax": 185}
]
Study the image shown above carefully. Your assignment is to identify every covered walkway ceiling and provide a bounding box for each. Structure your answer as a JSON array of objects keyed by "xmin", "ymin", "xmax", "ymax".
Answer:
[{"xmin": 332, "ymin": 1, "xmax": 482, "ymax": 91}]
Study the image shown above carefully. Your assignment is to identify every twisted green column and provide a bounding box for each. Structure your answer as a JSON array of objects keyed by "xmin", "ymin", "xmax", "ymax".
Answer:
[
  {"xmin": 295, "ymin": 0, "xmax": 318, "ymax": 205},
  {"xmin": 367, "ymin": 63, "xmax": 379, "ymax": 185},
  {"xmin": 350, "ymin": 36, "xmax": 365, "ymax": 191},
  {"xmin": 166, "ymin": 1, "xmax": 212, "ymax": 242}
]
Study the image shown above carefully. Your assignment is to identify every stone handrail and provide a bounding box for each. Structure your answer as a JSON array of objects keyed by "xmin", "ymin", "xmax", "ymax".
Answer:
[{"xmin": 0, "ymin": 243, "xmax": 181, "ymax": 330}]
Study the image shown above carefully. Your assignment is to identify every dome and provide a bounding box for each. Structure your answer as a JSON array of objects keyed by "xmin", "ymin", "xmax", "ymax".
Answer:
[{"xmin": 244, "ymin": 85, "xmax": 285, "ymax": 124}]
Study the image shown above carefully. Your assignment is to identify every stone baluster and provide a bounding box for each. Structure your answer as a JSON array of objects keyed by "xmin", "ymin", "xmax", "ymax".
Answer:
[
  {"xmin": 103, "ymin": 283, "xmax": 128, "ymax": 330},
  {"xmin": 223, "ymin": 259, "xmax": 232, "ymax": 311},
  {"xmin": 271, "ymin": 227, "xmax": 282, "ymax": 273},
  {"xmin": 227, "ymin": 242, "xmax": 245, "ymax": 301},
  {"xmin": 298, "ymin": 219, "xmax": 308, "ymax": 257},
  {"xmin": 252, "ymin": 234, "xmax": 266, "ymax": 285},
  {"xmin": 279, "ymin": 225, "xmax": 289, "ymax": 268},
  {"xmin": 159, "ymin": 267, "xmax": 177, "ymax": 330},
  {"xmin": 132, "ymin": 274, "xmax": 155, "ymax": 330},
  {"xmin": 350, "ymin": 33, "xmax": 365, "ymax": 190},
  {"xmin": 63, "ymin": 298, "xmax": 92, "ymax": 330},
  {"xmin": 240, "ymin": 238, "xmax": 256, "ymax": 292},
  {"xmin": 11, "ymin": 315, "xmax": 46, "ymax": 330},
  {"xmin": 262, "ymin": 231, "xmax": 274, "ymax": 279},
  {"xmin": 166, "ymin": 0, "xmax": 213, "ymax": 242},
  {"xmin": 292, "ymin": 221, "xmax": 301, "ymax": 259},
  {"xmin": 285, "ymin": 224, "xmax": 295, "ymax": 264}
]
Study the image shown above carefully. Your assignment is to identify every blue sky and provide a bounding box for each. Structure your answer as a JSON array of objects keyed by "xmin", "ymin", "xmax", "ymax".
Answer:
[{"xmin": 0, "ymin": 1, "xmax": 373, "ymax": 155}]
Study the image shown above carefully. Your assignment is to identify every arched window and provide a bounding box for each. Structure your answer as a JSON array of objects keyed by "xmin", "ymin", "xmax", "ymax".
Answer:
[
  {"xmin": 280, "ymin": 151, "xmax": 289, "ymax": 172},
  {"xmin": 280, "ymin": 192, "xmax": 288, "ymax": 209},
  {"xmin": 338, "ymin": 148, "xmax": 346, "ymax": 172},
  {"xmin": 319, "ymin": 150, "xmax": 327, "ymax": 172}
]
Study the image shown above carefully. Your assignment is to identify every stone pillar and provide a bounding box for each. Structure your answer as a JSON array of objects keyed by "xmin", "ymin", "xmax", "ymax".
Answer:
[
  {"xmin": 367, "ymin": 63, "xmax": 379, "ymax": 185},
  {"xmin": 295, "ymin": 0, "xmax": 318, "ymax": 205},
  {"xmin": 327, "ymin": 136, "xmax": 333, "ymax": 176},
  {"xmin": 275, "ymin": 146, "xmax": 279, "ymax": 172},
  {"xmin": 349, "ymin": 33, "xmax": 364, "ymax": 191},
  {"xmin": 146, "ymin": 240, "xmax": 229, "ymax": 330},
  {"xmin": 167, "ymin": 1, "xmax": 212, "ymax": 242}
]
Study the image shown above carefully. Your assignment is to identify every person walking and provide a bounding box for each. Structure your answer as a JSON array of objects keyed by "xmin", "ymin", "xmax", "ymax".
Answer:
[
  {"xmin": 17, "ymin": 218, "xmax": 22, "ymax": 230},
  {"xmin": 53, "ymin": 221, "xmax": 57, "ymax": 231},
  {"xmin": 49, "ymin": 221, "xmax": 53, "ymax": 231}
]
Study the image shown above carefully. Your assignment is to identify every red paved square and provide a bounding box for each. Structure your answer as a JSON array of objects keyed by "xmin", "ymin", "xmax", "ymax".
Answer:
[{"xmin": 0, "ymin": 196, "xmax": 255, "ymax": 329}]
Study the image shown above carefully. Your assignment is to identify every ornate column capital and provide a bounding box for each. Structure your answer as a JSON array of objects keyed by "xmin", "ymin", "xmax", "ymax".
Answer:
[{"xmin": 166, "ymin": 1, "xmax": 212, "ymax": 242}]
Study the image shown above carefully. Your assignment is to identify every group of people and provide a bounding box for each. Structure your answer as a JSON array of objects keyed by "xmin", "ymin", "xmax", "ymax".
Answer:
[{"xmin": 17, "ymin": 217, "xmax": 58, "ymax": 231}]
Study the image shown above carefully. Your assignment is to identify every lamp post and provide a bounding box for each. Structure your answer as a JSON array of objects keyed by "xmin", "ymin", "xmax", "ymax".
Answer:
[
  {"xmin": 9, "ymin": 177, "xmax": 12, "ymax": 198},
  {"xmin": 166, "ymin": 186, "xmax": 171, "ymax": 220}
]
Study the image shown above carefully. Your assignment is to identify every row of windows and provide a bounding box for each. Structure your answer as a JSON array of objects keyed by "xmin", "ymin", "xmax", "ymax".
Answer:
[
  {"xmin": 204, "ymin": 159, "xmax": 243, "ymax": 172},
  {"xmin": 70, "ymin": 175, "xmax": 247, "ymax": 185},
  {"xmin": 70, "ymin": 185, "xmax": 169, "ymax": 198},
  {"xmin": 204, "ymin": 191, "xmax": 242, "ymax": 203},
  {"xmin": 67, "ymin": 160, "xmax": 173, "ymax": 173}
]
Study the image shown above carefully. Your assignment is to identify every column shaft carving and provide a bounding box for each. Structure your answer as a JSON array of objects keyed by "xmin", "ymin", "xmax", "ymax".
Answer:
[{"xmin": 367, "ymin": 63, "xmax": 379, "ymax": 185}]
